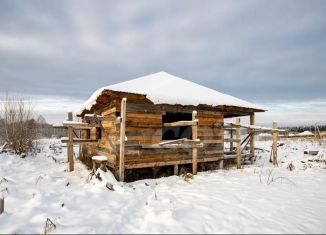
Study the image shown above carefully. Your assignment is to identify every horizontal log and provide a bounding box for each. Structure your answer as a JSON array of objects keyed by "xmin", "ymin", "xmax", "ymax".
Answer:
[
  {"xmin": 125, "ymin": 155, "xmax": 229, "ymax": 169},
  {"xmin": 163, "ymin": 120, "xmax": 198, "ymax": 127},
  {"xmin": 126, "ymin": 112, "xmax": 162, "ymax": 120},
  {"xmin": 142, "ymin": 143, "xmax": 203, "ymax": 149},
  {"xmin": 202, "ymin": 139, "xmax": 224, "ymax": 144},
  {"xmin": 101, "ymin": 107, "xmax": 116, "ymax": 116},
  {"xmin": 204, "ymin": 150, "xmax": 224, "ymax": 155},
  {"xmin": 125, "ymin": 130, "xmax": 162, "ymax": 136},
  {"xmin": 61, "ymin": 138, "xmax": 98, "ymax": 144},
  {"xmin": 224, "ymin": 138, "xmax": 241, "ymax": 143},
  {"xmin": 125, "ymin": 122, "xmax": 162, "ymax": 128},
  {"xmin": 127, "ymin": 135, "xmax": 162, "ymax": 142},
  {"xmin": 199, "ymin": 135, "xmax": 223, "ymax": 140}
]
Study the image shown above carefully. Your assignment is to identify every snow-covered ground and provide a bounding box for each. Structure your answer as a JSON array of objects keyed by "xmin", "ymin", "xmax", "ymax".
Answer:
[{"xmin": 0, "ymin": 138, "xmax": 326, "ymax": 234}]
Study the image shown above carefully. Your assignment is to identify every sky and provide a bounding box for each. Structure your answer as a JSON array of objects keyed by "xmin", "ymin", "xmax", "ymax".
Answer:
[{"xmin": 0, "ymin": 0, "xmax": 325, "ymax": 126}]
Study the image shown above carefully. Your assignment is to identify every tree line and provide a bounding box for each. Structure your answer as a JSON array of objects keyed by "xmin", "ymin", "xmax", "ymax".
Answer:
[
  {"xmin": 0, "ymin": 94, "xmax": 66, "ymax": 155},
  {"xmin": 280, "ymin": 125, "xmax": 326, "ymax": 133}
]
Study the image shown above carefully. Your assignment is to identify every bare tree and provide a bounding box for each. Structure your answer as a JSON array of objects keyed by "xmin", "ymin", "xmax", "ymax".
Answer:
[{"xmin": 0, "ymin": 93, "xmax": 38, "ymax": 154}]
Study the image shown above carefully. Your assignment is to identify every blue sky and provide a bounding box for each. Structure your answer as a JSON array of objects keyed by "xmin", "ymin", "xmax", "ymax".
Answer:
[{"xmin": 0, "ymin": 0, "xmax": 325, "ymax": 125}]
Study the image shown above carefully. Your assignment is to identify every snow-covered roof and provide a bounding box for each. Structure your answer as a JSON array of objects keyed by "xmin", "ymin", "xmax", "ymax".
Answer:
[
  {"xmin": 76, "ymin": 72, "xmax": 263, "ymax": 115},
  {"xmin": 296, "ymin": 131, "xmax": 314, "ymax": 136}
]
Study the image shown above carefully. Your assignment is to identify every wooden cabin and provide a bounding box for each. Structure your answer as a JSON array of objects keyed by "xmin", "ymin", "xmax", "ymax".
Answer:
[{"xmin": 75, "ymin": 72, "xmax": 265, "ymax": 181}]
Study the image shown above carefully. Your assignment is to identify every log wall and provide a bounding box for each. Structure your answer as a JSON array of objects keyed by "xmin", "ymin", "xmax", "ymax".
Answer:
[{"xmin": 81, "ymin": 96, "xmax": 225, "ymax": 172}]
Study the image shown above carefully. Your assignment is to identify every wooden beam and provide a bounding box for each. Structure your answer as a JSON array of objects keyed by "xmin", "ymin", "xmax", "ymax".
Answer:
[
  {"xmin": 125, "ymin": 155, "xmax": 242, "ymax": 170},
  {"xmin": 61, "ymin": 138, "xmax": 98, "ymax": 144},
  {"xmin": 192, "ymin": 110, "xmax": 198, "ymax": 175},
  {"xmin": 67, "ymin": 112, "xmax": 74, "ymax": 172},
  {"xmin": 63, "ymin": 122, "xmax": 99, "ymax": 129},
  {"xmin": 159, "ymin": 138, "xmax": 200, "ymax": 146},
  {"xmin": 236, "ymin": 118, "xmax": 241, "ymax": 169},
  {"xmin": 119, "ymin": 98, "xmax": 127, "ymax": 181},
  {"xmin": 84, "ymin": 114, "xmax": 104, "ymax": 121},
  {"xmin": 163, "ymin": 120, "xmax": 198, "ymax": 127},
  {"xmin": 272, "ymin": 122, "xmax": 278, "ymax": 166}
]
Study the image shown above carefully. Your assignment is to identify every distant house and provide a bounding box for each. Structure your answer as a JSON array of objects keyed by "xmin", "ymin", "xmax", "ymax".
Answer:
[
  {"xmin": 296, "ymin": 131, "xmax": 314, "ymax": 137},
  {"xmin": 76, "ymin": 72, "xmax": 265, "ymax": 180}
]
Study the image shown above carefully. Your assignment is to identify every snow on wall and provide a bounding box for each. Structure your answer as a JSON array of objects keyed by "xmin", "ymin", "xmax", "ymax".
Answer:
[{"xmin": 75, "ymin": 72, "xmax": 263, "ymax": 115}]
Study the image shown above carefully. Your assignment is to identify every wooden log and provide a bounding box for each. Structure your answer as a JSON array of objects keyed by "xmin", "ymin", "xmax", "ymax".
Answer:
[
  {"xmin": 102, "ymin": 107, "xmax": 116, "ymax": 116},
  {"xmin": 250, "ymin": 113, "xmax": 255, "ymax": 162},
  {"xmin": 61, "ymin": 138, "xmax": 98, "ymax": 144},
  {"xmin": 119, "ymin": 98, "xmax": 127, "ymax": 181},
  {"xmin": 192, "ymin": 110, "xmax": 198, "ymax": 175},
  {"xmin": 236, "ymin": 118, "xmax": 241, "ymax": 169},
  {"xmin": 125, "ymin": 155, "xmax": 232, "ymax": 169},
  {"xmin": 67, "ymin": 112, "xmax": 74, "ymax": 172},
  {"xmin": 163, "ymin": 120, "xmax": 198, "ymax": 127},
  {"xmin": 63, "ymin": 122, "xmax": 100, "ymax": 129},
  {"xmin": 272, "ymin": 122, "xmax": 278, "ymax": 166}
]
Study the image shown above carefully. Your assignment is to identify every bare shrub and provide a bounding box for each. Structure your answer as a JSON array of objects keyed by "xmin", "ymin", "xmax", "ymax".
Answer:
[
  {"xmin": 0, "ymin": 93, "xmax": 38, "ymax": 154},
  {"xmin": 42, "ymin": 218, "xmax": 56, "ymax": 235},
  {"xmin": 286, "ymin": 162, "xmax": 295, "ymax": 171}
]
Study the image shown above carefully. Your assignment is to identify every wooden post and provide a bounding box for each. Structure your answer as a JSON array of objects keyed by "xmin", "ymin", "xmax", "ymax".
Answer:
[
  {"xmin": 67, "ymin": 112, "xmax": 74, "ymax": 172},
  {"xmin": 119, "ymin": 98, "xmax": 127, "ymax": 181},
  {"xmin": 192, "ymin": 110, "xmax": 198, "ymax": 175},
  {"xmin": 272, "ymin": 122, "xmax": 278, "ymax": 166},
  {"xmin": 230, "ymin": 129, "xmax": 234, "ymax": 151},
  {"xmin": 0, "ymin": 198, "xmax": 4, "ymax": 214},
  {"xmin": 250, "ymin": 113, "xmax": 255, "ymax": 163},
  {"xmin": 236, "ymin": 118, "xmax": 241, "ymax": 169},
  {"xmin": 219, "ymin": 160, "xmax": 224, "ymax": 169},
  {"xmin": 174, "ymin": 164, "xmax": 179, "ymax": 175}
]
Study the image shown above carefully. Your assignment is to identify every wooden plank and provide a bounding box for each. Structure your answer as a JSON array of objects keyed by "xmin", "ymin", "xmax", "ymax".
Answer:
[
  {"xmin": 126, "ymin": 117, "xmax": 162, "ymax": 124},
  {"xmin": 224, "ymin": 138, "xmax": 240, "ymax": 143},
  {"xmin": 197, "ymin": 129, "xmax": 224, "ymax": 136},
  {"xmin": 125, "ymin": 130, "xmax": 162, "ymax": 136},
  {"xmin": 124, "ymin": 151, "xmax": 225, "ymax": 164},
  {"xmin": 125, "ymin": 155, "xmax": 229, "ymax": 169},
  {"xmin": 163, "ymin": 120, "xmax": 198, "ymax": 127},
  {"xmin": 61, "ymin": 138, "xmax": 98, "ymax": 144},
  {"xmin": 126, "ymin": 136, "xmax": 162, "ymax": 142},
  {"xmin": 159, "ymin": 138, "xmax": 187, "ymax": 145},
  {"xmin": 236, "ymin": 118, "xmax": 241, "ymax": 169},
  {"xmin": 199, "ymin": 135, "xmax": 223, "ymax": 140},
  {"xmin": 192, "ymin": 110, "xmax": 198, "ymax": 175},
  {"xmin": 63, "ymin": 122, "xmax": 100, "ymax": 129},
  {"xmin": 126, "ymin": 112, "xmax": 162, "ymax": 119},
  {"xmin": 119, "ymin": 98, "xmax": 126, "ymax": 181},
  {"xmin": 125, "ymin": 122, "xmax": 162, "ymax": 128},
  {"xmin": 102, "ymin": 107, "xmax": 116, "ymax": 116},
  {"xmin": 204, "ymin": 149, "xmax": 224, "ymax": 155},
  {"xmin": 125, "ymin": 159, "xmax": 193, "ymax": 169},
  {"xmin": 202, "ymin": 139, "xmax": 224, "ymax": 144},
  {"xmin": 141, "ymin": 143, "xmax": 203, "ymax": 149},
  {"xmin": 125, "ymin": 126, "xmax": 161, "ymax": 132}
]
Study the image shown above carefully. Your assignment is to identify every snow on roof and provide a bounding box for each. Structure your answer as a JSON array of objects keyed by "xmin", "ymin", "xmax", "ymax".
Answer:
[
  {"xmin": 76, "ymin": 72, "xmax": 263, "ymax": 115},
  {"xmin": 296, "ymin": 131, "xmax": 314, "ymax": 136}
]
